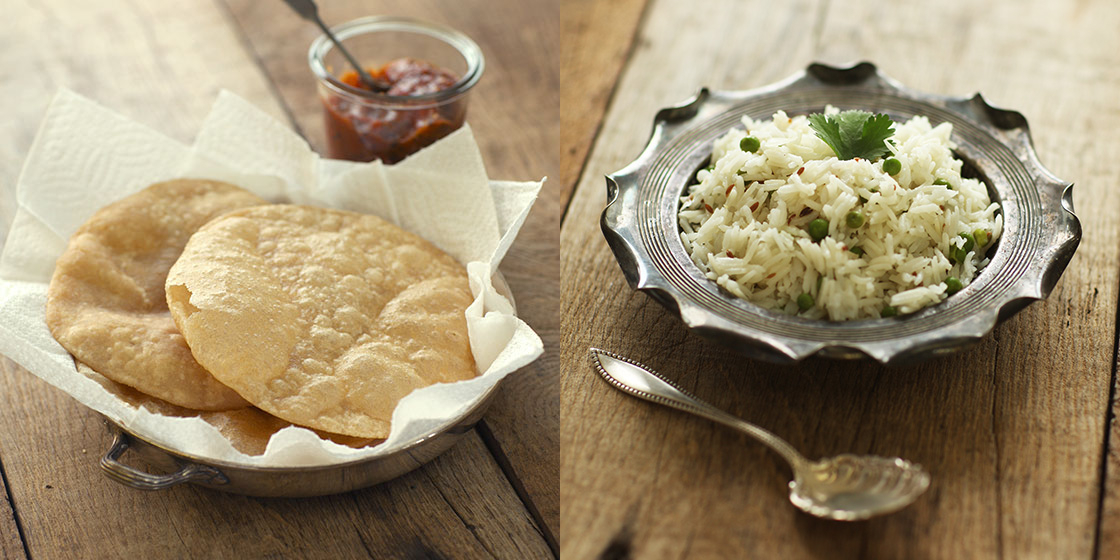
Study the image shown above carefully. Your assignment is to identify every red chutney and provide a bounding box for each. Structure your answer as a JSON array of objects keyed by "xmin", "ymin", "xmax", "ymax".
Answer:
[{"xmin": 322, "ymin": 58, "xmax": 465, "ymax": 163}]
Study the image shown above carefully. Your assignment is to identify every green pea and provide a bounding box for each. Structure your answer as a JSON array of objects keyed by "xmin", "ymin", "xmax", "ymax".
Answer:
[
  {"xmin": 933, "ymin": 178, "xmax": 953, "ymax": 189},
  {"xmin": 740, "ymin": 136, "xmax": 761, "ymax": 153},
  {"xmin": 948, "ymin": 246, "xmax": 965, "ymax": 264},
  {"xmin": 797, "ymin": 293, "xmax": 814, "ymax": 311},
  {"xmin": 850, "ymin": 246, "xmax": 865, "ymax": 257},
  {"xmin": 945, "ymin": 276, "xmax": 963, "ymax": 294},
  {"xmin": 845, "ymin": 211, "xmax": 865, "ymax": 229},
  {"xmin": 880, "ymin": 306, "xmax": 898, "ymax": 318},
  {"xmin": 973, "ymin": 229, "xmax": 991, "ymax": 247},
  {"xmin": 883, "ymin": 157, "xmax": 902, "ymax": 175},
  {"xmin": 959, "ymin": 232, "xmax": 975, "ymax": 254},
  {"xmin": 808, "ymin": 218, "xmax": 829, "ymax": 241}
]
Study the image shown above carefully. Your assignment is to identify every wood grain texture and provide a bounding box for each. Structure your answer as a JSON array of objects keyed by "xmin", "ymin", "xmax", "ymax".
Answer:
[
  {"xmin": 559, "ymin": 0, "xmax": 651, "ymax": 207},
  {"xmin": 560, "ymin": 0, "xmax": 1120, "ymax": 558},
  {"xmin": 217, "ymin": 0, "xmax": 561, "ymax": 540},
  {"xmin": 0, "ymin": 0, "xmax": 555, "ymax": 558},
  {"xmin": 0, "ymin": 471, "xmax": 26, "ymax": 559}
]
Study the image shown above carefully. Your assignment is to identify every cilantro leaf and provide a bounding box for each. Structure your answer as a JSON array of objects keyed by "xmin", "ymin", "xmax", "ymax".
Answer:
[{"xmin": 807, "ymin": 110, "xmax": 895, "ymax": 161}]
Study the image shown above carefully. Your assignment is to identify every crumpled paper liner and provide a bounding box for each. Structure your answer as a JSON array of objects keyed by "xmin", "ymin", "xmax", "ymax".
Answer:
[{"xmin": 0, "ymin": 89, "xmax": 544, "ymax": 467}]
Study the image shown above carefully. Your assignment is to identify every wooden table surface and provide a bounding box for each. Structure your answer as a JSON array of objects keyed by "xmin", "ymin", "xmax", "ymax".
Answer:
[
  {"xmin": 0, "ymin": 1, "xmax": 557, "ymax": 559},
  {"xmin": 561, "ymin": 0, "xmax": 1120, "ymax": 558}
]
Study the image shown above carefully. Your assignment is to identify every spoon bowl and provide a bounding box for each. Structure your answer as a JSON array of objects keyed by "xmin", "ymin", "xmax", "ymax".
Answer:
[{"xmin": 790, "ymin": 454, "xmax": 930, "ymax": 521}]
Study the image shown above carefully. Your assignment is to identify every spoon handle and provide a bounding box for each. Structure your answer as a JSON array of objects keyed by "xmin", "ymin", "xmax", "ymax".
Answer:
[
  {"xmin": 282, "ymin": 0, "xmax": 388, "ymax": 92},
  {"xmin": 589, "ymin": 349, "xmax": 807, "ymax": 468}
]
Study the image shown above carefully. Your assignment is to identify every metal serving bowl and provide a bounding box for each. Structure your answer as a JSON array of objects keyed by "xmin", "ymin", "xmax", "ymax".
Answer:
[
  {"xmin": 99, "ymin": 385, "xmax": 496, "ymax": 497},
  {"xmin": 602, "ymin": 62, "xmax": 1080, "ymax": 364}
]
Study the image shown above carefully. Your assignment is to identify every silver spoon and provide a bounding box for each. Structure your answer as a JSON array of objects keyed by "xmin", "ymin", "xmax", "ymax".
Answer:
[
  {"xmin": 589, "ymin": 348, "xmax": 930, "ymax": 521},
  {"xmin": 283, "ymin": 0, "xmax": 390, "ymax": 92}
]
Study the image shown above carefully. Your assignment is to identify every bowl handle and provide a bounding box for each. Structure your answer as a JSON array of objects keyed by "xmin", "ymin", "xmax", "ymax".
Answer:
[{"xmin": 100, "ymin": 430, "xmax": 229, "ymax": 490}]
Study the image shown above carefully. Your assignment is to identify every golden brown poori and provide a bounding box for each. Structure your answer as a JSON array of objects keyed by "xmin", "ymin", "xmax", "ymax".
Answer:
[{"xmin": 46, "ymin": 179, "xmax": 266, "ymax": 411}]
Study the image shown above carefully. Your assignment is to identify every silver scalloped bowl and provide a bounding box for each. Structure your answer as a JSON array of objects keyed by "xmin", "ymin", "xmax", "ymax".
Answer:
[{"xmin": 602, "ymin": 62, "xmax": 1080, "ymax": 364}]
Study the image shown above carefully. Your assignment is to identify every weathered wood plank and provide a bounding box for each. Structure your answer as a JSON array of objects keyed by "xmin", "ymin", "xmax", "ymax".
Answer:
[
  {"xmin": 0, "ymin": 0, "xmax": 553, "ymax": 557},
  {"xmin": 0, "ymin": 469, "xmax": 26, "ymax": 559},
  {"xmin": 217, "ymin": 0, "xmax": 561, "ymax": 540},
  {"xmin": 560, "ymin": 0, "xmax": 1118, "ymax": 558},
  {"xmin": 558, "ymin": 0, "xmax": 652, "ymax": 208}
]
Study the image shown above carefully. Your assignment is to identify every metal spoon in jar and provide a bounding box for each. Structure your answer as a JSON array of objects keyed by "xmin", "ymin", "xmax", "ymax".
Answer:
[
  {"xmin": 282, "ymin": 0, "xmax": 390, "ymax": 92},
  {"xmin": 589, "ymin": 348, "xmax": 931, "ymax": 521}
]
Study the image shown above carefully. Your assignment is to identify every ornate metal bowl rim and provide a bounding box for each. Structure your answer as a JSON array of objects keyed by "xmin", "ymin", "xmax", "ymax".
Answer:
[{"xmin": 601, "ymin": 62, "xmax": 1080, "ymax": 364}]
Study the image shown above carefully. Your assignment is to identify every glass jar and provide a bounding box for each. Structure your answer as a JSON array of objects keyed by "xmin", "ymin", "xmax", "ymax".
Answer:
[{"xmin": 308, "ymin": 16, "xmax": 484, "ymax": 163}]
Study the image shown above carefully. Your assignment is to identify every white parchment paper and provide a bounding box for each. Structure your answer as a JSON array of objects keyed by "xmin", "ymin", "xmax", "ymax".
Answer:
[{"xmin": 0, "ymin": 89, "xmax": 544, "ymax": 466}]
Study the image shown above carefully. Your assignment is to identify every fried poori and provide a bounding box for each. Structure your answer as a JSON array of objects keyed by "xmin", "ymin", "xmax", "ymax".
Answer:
[{"xmin": 46, "ymin": 179, "xmax": 267, "ymax": 410}]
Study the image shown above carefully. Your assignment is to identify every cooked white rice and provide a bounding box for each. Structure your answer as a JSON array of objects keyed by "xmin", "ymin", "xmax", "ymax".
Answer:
[{"xmin": 678, "ymin": 108, "xmax": 1002, "ymax": 321}]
